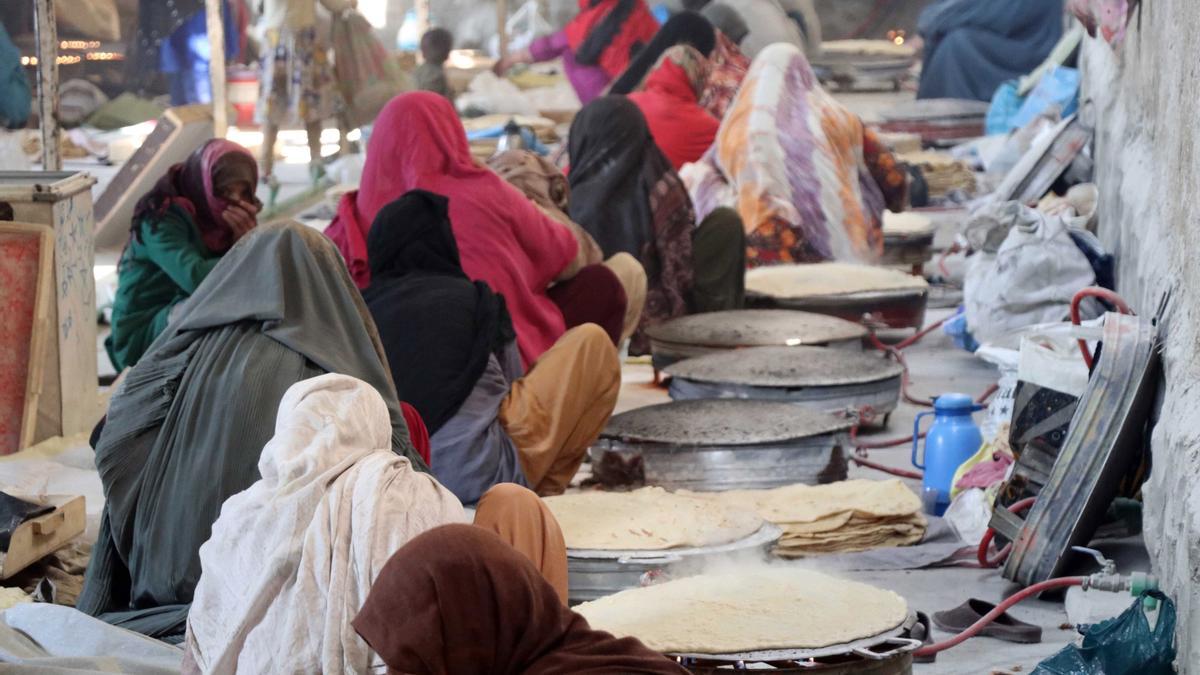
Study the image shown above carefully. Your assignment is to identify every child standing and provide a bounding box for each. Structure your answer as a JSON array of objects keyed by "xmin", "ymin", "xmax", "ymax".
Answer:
[{"xmin": 415, "ymin": 28, "xmax": 454, "ymax": 100}]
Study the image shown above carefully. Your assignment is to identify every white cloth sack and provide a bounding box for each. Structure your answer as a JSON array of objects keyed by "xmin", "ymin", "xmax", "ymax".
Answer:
[
  {"xmin": 964, "ymin": 202, "xmax": 1095, "ymax": 345},
  {"xmin": 0, "ymin": 603, "xmax": 182, "ymax": 673},
  {"xmin": 186, "ymin": 374, "xmax": 466, "ymax": 674}
]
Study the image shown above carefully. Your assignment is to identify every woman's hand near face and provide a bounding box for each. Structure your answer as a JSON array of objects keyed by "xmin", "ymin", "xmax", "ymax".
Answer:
[{"xmin": 223, "ymin": 198, "xmax": 260, "ymax": 241}]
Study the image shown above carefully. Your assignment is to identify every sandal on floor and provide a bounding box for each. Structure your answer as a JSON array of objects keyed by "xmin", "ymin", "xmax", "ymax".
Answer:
[{"xmin": 932, "ymin": 598, "xmax": 1043, "ymax": 644}]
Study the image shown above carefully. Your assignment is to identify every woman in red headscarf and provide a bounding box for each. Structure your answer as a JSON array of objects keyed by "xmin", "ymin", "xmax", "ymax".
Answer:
[
  {"xmin": 494, "ymin": 0, "xmax": 659, "ymax": 104},
  {"xmin": 325, "ymin": 92, "xmax": 627, "ymax": 366},
  {"xmin": 106, "ymin": 139, "xmax": 261, "ymax": 371},
  {"xmin": 627, "ymin": 44, "xmax": 721, "ymax": 170}
]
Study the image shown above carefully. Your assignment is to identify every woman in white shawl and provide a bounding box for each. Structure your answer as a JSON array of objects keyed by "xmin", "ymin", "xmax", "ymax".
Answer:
[{"xmin": 184, "ymin": 374, "xmax": 462, "ymax": 673}]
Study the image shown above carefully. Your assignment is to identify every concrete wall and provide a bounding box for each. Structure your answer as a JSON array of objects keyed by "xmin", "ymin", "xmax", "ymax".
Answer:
[{"xmin": 1080, "ymin": 1, "xmax": 1200, "ymax": 665}]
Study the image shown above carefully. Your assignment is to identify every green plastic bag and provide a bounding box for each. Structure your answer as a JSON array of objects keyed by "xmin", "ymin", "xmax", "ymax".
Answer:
[{"xmin": 1033, "ymin": 591, "xmax": 1175, "ymax": 675}]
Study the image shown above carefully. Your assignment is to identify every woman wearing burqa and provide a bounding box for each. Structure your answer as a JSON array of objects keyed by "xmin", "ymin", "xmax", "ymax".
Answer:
[
  {"xmin": 682, "ymin": 44, "xmax": 908, "ymax": 266},
  {"xmin": 78, "ymin": 223, "xmax": 427, "ymax": 641},
  {"xmin": 916, "ymin": 0, "xmax": 1064, "ymax": 101},
  {"xmin": 353, "ymin": 524, "xmax": 687, "ymax": 675},
  {"xmin": 567, "ymin": 96, "xmax": 746, "ymax": 354},
  {"xmin": 363, "ymin": 191, "xmax": 620, "ymax": 504}
]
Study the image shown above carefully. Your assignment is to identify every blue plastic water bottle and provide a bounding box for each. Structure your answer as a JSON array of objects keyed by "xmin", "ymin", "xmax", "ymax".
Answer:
[{"xmin": 911, "ymin": 393, "xmax": 984, "ymax": 516}]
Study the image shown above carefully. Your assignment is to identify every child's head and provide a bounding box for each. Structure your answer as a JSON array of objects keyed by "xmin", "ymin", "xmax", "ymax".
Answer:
[{"xmin": 421, "ymin": 28, "xmax": 454, "ymax": 65}]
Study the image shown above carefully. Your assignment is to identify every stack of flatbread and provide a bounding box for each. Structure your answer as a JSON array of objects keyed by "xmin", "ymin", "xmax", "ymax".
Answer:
[
  {"xmin": 897, "ymin": 150, "xmax": 977, "ymax": 198},
  {"xmin": 683, "ymin": 480, "xmax": 926, "ymax": 557}
]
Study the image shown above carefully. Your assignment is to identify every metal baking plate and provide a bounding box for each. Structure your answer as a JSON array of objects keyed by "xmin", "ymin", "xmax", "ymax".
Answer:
[
  {"xmin": 675, "ymin": 611, "xmax": 921, "ymax": 674},
  {"xmin": 664, "ymin": 346, "xmax": 903, "ymax": 418},
  {"xmin": 566, "ymin": 523, "xmax": 783, "ymax": 604},
  {"xmin": 647, "ymin": 310, "xmax": 868, "ymax": 370},
  {"xmin": 748, "ymin": 286, "xmax": 929, "ymax": 331}
]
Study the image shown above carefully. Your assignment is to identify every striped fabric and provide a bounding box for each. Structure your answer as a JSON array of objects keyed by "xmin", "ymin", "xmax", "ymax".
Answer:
[{"xmin": 684, "ymin": 43, "xmax": 888, "ymax": 267}]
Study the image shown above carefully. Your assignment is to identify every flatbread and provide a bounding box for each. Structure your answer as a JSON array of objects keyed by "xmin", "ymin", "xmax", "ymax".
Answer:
[
  {"xmin": 575, "ymin": 568, "xmax": 909, "ymax": 653},
  {"xmin": 883, "ymin": 211, "xmax": 934, "ymax": 236},
  {"xmin": 746, "ymin": 264, "xmax": 928, "ymax": 299},
  {"xmin": 543, "ymin": 488, "xmax": 764, "ymax": 551}
]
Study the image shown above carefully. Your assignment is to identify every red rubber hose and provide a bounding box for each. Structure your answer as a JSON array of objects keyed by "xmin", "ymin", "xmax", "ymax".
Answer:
[
  {"xmin": 977, "ymin": 497, "xmax": 1037, "ymax": 568},
  {"xmin": 1070, "ymin": 287, "xmax": 1133, "ymax": 369},
  {"xmin": 913, "ymin": 576, "xmax": 1085, "ymax": 658}
]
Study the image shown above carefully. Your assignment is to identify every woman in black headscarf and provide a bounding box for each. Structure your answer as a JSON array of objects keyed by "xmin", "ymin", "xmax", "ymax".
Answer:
[
  {"xmin": 567, "ymin": 96, "xmax": 745, "ymax": 354},
  {"xmin": 364, "ymin": 190, "xmax": 621, "ymax": 504},
  {"xmin": 608, "ymin": 11, "xmax": 717, "ymax": 94}
]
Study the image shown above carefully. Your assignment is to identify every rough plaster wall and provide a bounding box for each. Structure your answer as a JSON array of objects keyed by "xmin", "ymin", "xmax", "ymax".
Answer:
[{"xmin": 1081, "ymin": 0, "xmax": 1200, "ymax": 665}]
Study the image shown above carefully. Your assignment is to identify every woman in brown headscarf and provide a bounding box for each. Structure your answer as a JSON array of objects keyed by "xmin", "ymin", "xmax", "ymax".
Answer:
[
  {"xmin": 489, "ymin": 149, "xmax": 648, "ymax": 344},
  {"xmin": 353, "ymin": 524, "xmax": 687, "ymax": 675}
]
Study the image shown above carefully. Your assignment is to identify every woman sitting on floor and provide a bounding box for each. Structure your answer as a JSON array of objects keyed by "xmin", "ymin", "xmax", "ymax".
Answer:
[
  {"xmin": 627, "ymin": 44, "xmax": 721, "ymax": 170},
  {"xmin": 916, "ymin": 0, "xmax": 1063, "ymax": 102},
  {"xmin": 185, "ymin": 375, "xmax": 572, "ymax": 672},
  {"xmin": 488, "ymin": 149, "xmax": 647, "ymax": 344},
  {"xmin": 364, "ymin": 191, "xmax": 620, "ymax": 504},
  {"xmin": 682, "ymin": 43, "xmax": 908, "ymax": 267},
  {"xmin": 567, "ymin": 96, "xmax": 746, "ymax": 353},
  {"xmin": 106, "ymin": 139, "xmax": 261, "ymax": 370},
  {"xmin": 79, "ymin": 224, "xmax": 427, "ymax": 641},
  {"xmin": 354, "ymin": 524, "xmax": 688, "ymax": 675},
  {"xmin": 325, "ymin": 92, "xmax": 633, "ymax": 366},
  {"xmin": 607, "ymin": 11, "xmax": 716, "ymax": 95}
]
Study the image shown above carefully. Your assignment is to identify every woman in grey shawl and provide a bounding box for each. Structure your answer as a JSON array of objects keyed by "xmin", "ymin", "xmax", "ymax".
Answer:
[{"xmin": 77, "ymin": 223, "xmax": 427, "ymax": 641}]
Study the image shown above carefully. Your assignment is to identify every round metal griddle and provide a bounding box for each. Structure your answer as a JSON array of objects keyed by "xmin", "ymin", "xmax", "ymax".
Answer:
[
  {"xmin": 646, "ymin": 310, "xmax": 868, "ymax": 371},
  {"xmin": 590, "ymin": 400, "xmax": 853, "ymax": 491},
  {"xmin": 744, "ymin": 268, "xmax": 929, "ymax": 331},
  {"xmin": 664, "ymin": 346, "xmax": 903, "ymax": 420},
  {"xmin": 566, "ymin": 523, "xmax": 783, "ymax": 604},
  {"xmin": 675, "ymin": 610, "xmax": 921, "ymax": 674}
]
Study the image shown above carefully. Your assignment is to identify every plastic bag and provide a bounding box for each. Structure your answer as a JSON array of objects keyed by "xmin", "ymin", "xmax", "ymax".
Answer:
[
  {"xmin": 1033, "ymin": 591, "xmax": 1175, "ymax": 675},
  {"xmin": 332, "ymin": 10, "xmax": 412, "ymax": 128},
  {"xmin": 963, "ymin": 202, "xmax": 1096, "ymax": 345},
  {"xmin": 1011, "ymin": 66, "xmax": 1079, "ymax": 131},
  {"xmin": 985, "ymin": 81, "xmax": 1024, "ymax": 136}
]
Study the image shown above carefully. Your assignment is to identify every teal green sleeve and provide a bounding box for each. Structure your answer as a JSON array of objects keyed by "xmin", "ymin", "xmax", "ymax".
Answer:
[{"xmin": 139, "ymin": 213, "xmax": 219, "ymax": 294}]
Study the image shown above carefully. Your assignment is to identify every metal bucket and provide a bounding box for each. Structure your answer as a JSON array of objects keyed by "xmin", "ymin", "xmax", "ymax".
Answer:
[
  {"xmin": 566, "ymin": 524, "xmax": 783, "ymax": 604},
  {"xmin": 664, "ymin": 346, "xmax": 904, "ymax": 421},
  {"xmin": 590, "ymin": 400, "xmax": 853, "ymax": 491}
]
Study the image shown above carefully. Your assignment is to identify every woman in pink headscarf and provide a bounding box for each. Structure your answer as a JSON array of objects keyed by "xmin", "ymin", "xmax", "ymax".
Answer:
[
  {"xmin": 325, "ymin": 91, "xmax": 627, "ymax": 366},
  {"xmin": 107, "ymin": 139, "xmax": 261, "ymax": 370}
]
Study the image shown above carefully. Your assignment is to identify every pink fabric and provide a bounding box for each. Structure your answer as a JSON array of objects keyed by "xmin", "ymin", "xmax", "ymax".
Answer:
[
  {"xmin": 325, "ymin": 92, "xmax": 578, "ymax": 365},
  {"xmin": 530, "ymin": 31, "xmax": 611, "ymax": 105},
  {"xmin": 628, "ymin": 59, "xmax": 721, "ymax": 170},
  {"xmin": 198, "ymin": 139, "xmax": 256, "ymax": 250}
]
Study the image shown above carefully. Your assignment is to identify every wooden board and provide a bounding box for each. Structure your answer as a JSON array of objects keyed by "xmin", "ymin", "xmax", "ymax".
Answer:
[
  {"xmin": 0, "ymin": 223, "xmax": 53, "ymax": 455},
  {"xmin": 0, "ymin": 495, "xmax": 86, "ymax": 580},
  {"xmin": 0, "ymin": 172, "xmax": 102, "ymax": 442}
]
